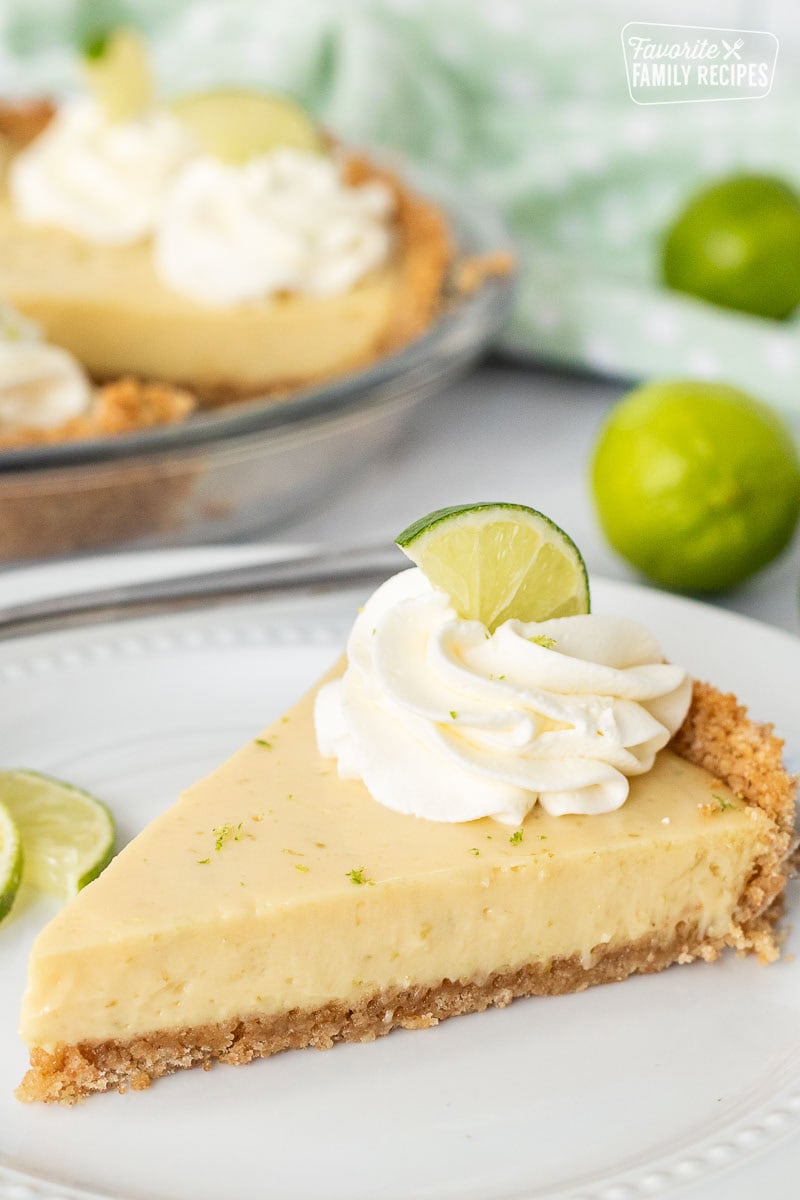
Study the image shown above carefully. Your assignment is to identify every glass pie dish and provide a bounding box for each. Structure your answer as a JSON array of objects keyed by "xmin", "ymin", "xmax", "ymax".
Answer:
[{"xmin": 0, "ymin": 167, "xmax": 513, "ymax": 562}]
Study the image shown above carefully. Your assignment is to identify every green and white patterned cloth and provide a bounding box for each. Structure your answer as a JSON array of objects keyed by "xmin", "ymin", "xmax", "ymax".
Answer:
[{"xmin": 3, "ymin": 0, "xmax": 800, "ymax": 409}]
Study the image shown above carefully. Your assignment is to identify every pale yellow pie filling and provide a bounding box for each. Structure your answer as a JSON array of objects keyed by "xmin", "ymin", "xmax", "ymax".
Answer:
[
  {"xmin": 20, "ymin": 675, "xmax": 773, "ymax": 1053},
  {"xmin": 0, "ymin": 198, "xmax": 401, "ymax": 397}
]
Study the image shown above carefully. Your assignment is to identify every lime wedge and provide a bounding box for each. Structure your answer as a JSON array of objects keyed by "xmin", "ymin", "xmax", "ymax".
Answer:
[
  {"xmin": 396, "ymin": 503, "xmax": 590, "ymax": 631},
  {"xmin": 0, "ymin": 770, "xmax": 115, "ymax": 899},
  {"xmin": 81, "ymin": 27, "xmax": 153, "ymax": 122},
  {"xmin": 0, "ymin": 801, "xmax": 23, "ymax": 924},
  {"xmin": 172, "ymin": 89, "xmax": 324, "ymax": 164}
]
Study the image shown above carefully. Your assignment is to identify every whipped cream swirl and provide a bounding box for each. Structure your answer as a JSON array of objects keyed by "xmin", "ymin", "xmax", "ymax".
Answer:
[
  {"xmin": 153, "ymin": 148, "xmax": 395, "ymax": 307},
  {"xmin": 9, "ymin": 97, "xmax": 197, "ymax": 245},
  {"xmin": 315, "ymin": 569, "xmax": 692, "ymax": 825},
  {"xmin": 0, "ymin": 301, "xmax": 91, "ymax": 433},
  {"xmin": 0, "ymin": 340, "xmax": 91, "ymax": 432}
]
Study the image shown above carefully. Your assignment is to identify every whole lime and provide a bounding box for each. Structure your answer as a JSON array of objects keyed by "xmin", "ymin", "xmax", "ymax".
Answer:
[
  {"xmin": 662, "ymin": 175, "xmax": 800, "ymax": 320},
  {"xmin": 591, "ymin": 380, "xmax": 800, "ymax": 592}
]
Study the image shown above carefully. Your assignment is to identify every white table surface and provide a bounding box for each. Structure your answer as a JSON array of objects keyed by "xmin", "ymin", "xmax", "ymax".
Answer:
[{"xmin": 280, "ymin": 361, "xmax": 800, "ymax": 637}]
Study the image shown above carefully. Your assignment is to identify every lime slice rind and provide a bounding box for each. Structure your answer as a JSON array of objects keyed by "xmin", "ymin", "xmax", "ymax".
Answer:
[
  {"xmin": 0, "ymin": 770, "xmax": 116, "ymax": 900},
  {"xmin": 397, "ymin": 503, "xmax": 590, "ymax": 631},
  {"xmin": 0, "ymin": 800, "xmax": 23, "ymax": 924}
]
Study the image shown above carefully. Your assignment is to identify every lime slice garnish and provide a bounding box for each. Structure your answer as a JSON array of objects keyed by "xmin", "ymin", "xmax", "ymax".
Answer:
[
  {"xmin": 81, "ymin": 27, "xmax": 153, "ymax": 122},
  {"xmin": 0, "ymin": 770, "xmax": 115, "ymax": 899},
  {"xmin": 0, "ymin": 801, "xmax": 23, "ymax": 924},
  {"xmin": 172, "ymin": 89, "xmax": 325, "ymax": 165},
  {"xmin": 396, "ymin": 503, "xmax": 590, "ymax": 631}
]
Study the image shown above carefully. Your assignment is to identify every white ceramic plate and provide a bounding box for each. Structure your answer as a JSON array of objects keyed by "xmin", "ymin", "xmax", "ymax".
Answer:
[{"xmin": 0, "ymin": 568, "xmax": 798, "ymax": 1200}]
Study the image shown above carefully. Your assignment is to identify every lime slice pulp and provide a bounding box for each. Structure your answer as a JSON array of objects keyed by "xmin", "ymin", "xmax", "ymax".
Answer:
[
  {"xmin": 172, "ymin": 89, "xmax": 324, "ymax": 164},
  {"xmin": 0, "ymin": 770, "xmax": 115, "ymax": 899},
  {"xmin": 396, "ymin": 503, "xmax": 590, "ymax": 631},
  {"xmin": 81, "ymin": 27, "xmax": 153, "ymax": 122},
  {"xmin": 0, "ymin": 800, "xmax": 23, "ymax": 924}
]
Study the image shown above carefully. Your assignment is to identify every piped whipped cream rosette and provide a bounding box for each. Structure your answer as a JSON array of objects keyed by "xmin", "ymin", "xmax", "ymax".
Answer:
[
  {"xmin": 315, "ymin": 569, "xmax": 691, "ymax": 825},
  {"xmin": 9, "ymin": 98, "xmax": 197, "ymax": 246},
  {"xmin": 154, "ymin": 149, "xmax": 395, "ymax": 307},
  {"xmin": 0, "ymin": 303, "xmax": 91, "ymax": 433},
  {"xmin": 8, "ymin": 30, "xmax": 396, "ymax": 308}
]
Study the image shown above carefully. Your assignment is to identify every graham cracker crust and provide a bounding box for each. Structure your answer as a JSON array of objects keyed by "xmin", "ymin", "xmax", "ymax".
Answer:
[
  {"xmin": 454, "ymin": 251, "xmax": 516, "ymax": 296},
  {"xmin": 673, "ymin": 680, "xmax": 797, "ymax": 960},
  {"xmin": 0, "ymin": 377, "xmax": 195, "ymax": 451},
  {"xmin": 0, "ymin": 380, "xmax": 198, "ymax": 560},
  {"xmin": 345, "ymin": 153, "xmax": 452, "ymax": 358},
  {"xmin": 17, "ymin": 682, "xmax": 797, "ymax": 1104},
  {"xmin": 0, "ymin": 99, "xmax": 54, "ymax": 148}
]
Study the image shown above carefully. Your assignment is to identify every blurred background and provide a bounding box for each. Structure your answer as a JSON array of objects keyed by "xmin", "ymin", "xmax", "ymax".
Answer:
[
  {"xmin": 3, "ymin": 0, "xmax": 800, "ymax": 631},
  {"xmin": 5, "ymin": 0, "xmax": 800, "ymax": 400}
]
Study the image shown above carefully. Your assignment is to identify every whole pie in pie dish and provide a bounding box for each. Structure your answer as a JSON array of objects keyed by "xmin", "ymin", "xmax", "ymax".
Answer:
[
  {"xmin": 0, "ymin": 31, "xmax": 455, "ymax": 408},
  {"xmin": 15, "ymin": 505, "xmax": 797, "ymax": 1104}
]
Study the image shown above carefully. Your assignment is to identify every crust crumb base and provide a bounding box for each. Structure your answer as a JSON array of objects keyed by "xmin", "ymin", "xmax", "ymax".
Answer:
[{"xmin": 0, "ymin": 378, "xmax": 195, "ymax": 450}]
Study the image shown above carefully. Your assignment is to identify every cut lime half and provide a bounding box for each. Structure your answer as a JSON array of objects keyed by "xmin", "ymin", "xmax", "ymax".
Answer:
[
  {"xmin": 81, "ymin": 27, "xmax": 153, "ymax": 122},
  {"xmin": 0, "ymin": 770, "xmax": 116, "ymax": 900},
  {"xmin": 397, "ymin": 503, "xmax": 590, "ymax": 630},
  {"xmin": 172, "ymin": 89, "xmax": 325, "ymax": 164},
  {"xmin": 0, "ymin": 800, "xmax": 23, "ymax": 924}
]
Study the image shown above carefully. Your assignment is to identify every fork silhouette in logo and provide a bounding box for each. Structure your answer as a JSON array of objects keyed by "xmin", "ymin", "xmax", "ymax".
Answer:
[{"xmin": 722, "ymin": 37, "xmax": 744, "ymax": 60}]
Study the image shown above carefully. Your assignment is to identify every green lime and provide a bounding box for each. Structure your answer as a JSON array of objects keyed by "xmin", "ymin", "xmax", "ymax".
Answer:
[
  {"xmin": 0, "ymin": 770, "xmax": 116, "ymax": 899},
  {"xmin": 0, "ymin": 800, "xmax": 23, "ymax": 924},
  {"xmin": 663, "ymin": 174, "xmax": 800, "ymax": 320},
  {"xmin": 172, "ymin": 89, "xmax": 324, "ymax": 165},
  {"xmin": 81, "ymin": 27, "xmax": 153, "ymax": 122},
  {"xmin": 396, "ymin": 503, "xmax": 590, "ymax": 631},
  {"xmin": 592, "ymin": 380, "xmax": 800, "ymax": 592}
]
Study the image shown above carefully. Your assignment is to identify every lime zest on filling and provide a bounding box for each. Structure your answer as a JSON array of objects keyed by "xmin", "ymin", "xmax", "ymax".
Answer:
[{"xmin": 346, "ymin": 866, "xmax": 373, "ymax": 886}]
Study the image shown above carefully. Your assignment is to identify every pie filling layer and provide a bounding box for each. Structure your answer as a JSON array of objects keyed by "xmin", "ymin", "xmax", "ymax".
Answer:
[
  {"xmin": 0, "ymin": 199, "xmax": 400, "ymax": 395},
  {"xmin": 21, "ymin": 745, "xmax": 771, "ymax": 1050},
  {"xmin": 17, "ymin": 926, "xmax": 746, "ymax": 1105},
  {"xmin": 0, "ymin": 144, "xmax": 452, "ymax": 400}
]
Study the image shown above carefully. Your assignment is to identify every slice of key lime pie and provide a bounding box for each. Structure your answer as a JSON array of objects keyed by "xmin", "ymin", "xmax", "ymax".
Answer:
[
  {"xmin": 17, "ymin": 505, "xmax": 797, "ymax": 1103},
  {"xmin": 0, "ymin": 29, "xmax": 451, "ymax": 404}
]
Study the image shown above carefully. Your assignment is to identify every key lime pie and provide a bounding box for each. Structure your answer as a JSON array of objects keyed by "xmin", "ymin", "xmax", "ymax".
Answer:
[
  {"xmin": 0, "ymin": 30, "xmax": 451, "ymax": 406},
  {"xmin": 16, "ymin": 505, "xmax": 797, "ymax": 1103}
]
